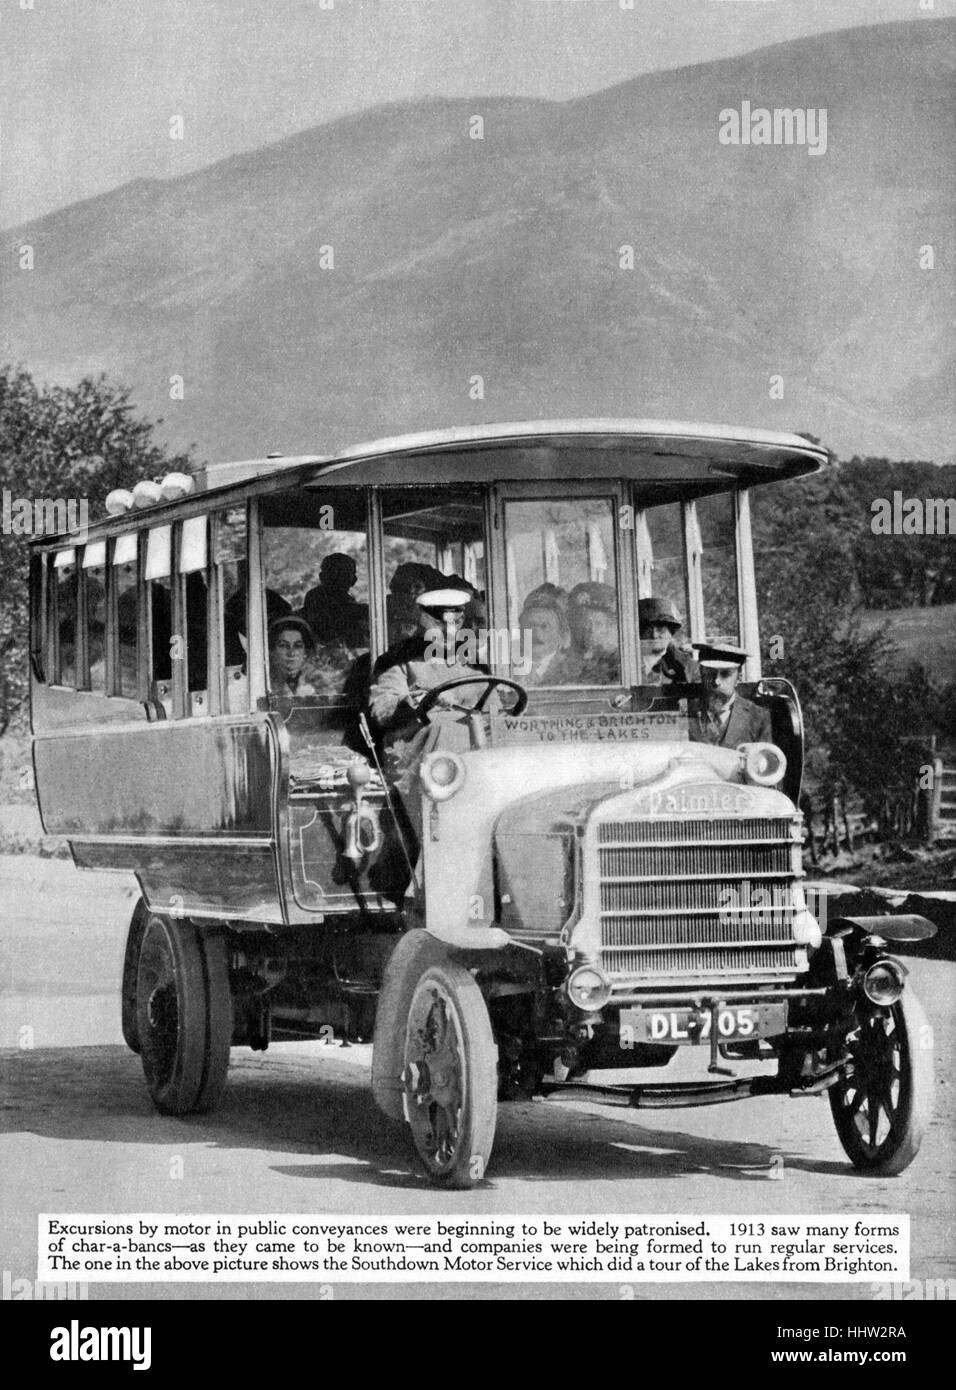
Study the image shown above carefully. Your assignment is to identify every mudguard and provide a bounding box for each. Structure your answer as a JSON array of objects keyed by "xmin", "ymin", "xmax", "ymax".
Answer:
[{"xmin": 827, "ymin": 914, "xmax": 937, "ymax": 943}]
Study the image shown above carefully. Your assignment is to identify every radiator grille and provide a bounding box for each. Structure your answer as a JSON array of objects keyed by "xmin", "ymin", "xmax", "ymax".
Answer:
[{"xmin": 593, "ymin": 815, "xmax": 804, "ymax": 980}]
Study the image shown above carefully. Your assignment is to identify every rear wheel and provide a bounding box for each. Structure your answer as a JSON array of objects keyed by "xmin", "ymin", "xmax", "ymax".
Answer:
[
  {"xmin": 136, "ymin": 915, "xmax": 233, "ymax": 1116},
  {"xmin": 402, "ymin": 963, "xmax": 497, "ymax": 1187},
  {"xmin": 829, "ymin": 985, "xmax": 934, "ymax": 1175},
  {"xmin": 121, "ymin": 899, "xmax": 149, "ymax": 1053}
]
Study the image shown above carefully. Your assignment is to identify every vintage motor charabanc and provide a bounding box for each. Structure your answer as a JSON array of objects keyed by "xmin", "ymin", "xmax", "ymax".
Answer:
[{"xmin": 29, "ymin": 420, "xmax": 935, "ymax": 1186}]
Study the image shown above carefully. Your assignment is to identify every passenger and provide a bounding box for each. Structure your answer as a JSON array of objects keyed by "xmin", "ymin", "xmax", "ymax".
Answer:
[
  {"xmin": 302, "ymin": 553, "xmax": 367, "ymax": 645},
  {"xmin": 638, "ymin": 596, "xmax": 696, "ymax": 686},
  {"xmin": 224, "ymin": 587, "xmax": 291, "ymax": 668},
  {"xmin": 567, "ymin": 581, "xmax": 620, "ymax": 684},
  {"xmin": 386, "ymin": 562, "xmax": 446, "ymax": 644},
  {"xmin": 517, "ymin": 586, "xmax": 581, "ymax": 686},
  {"xmin": 268, "ymin": 616, "xmax": 318, "ymax": 697},
  {"xmin": 688, "ymin": 643, "xmax": 772, "ymax": 747},
  {"xmin": 368, "ymin": 586, "xmax": 487, "ymax": 737}
]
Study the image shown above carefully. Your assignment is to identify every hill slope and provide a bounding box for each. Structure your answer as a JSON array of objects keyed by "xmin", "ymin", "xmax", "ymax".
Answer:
[{"xmin": 3, "ymin": 18, "xmax": 954, "ymax": 462}]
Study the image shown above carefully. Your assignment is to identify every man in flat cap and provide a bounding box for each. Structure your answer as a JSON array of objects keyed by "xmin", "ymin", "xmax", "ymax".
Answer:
[
  {"xmin": 689, "ymin": 643, "xmax": 773, "ymax": 747},
  {"xmin": 368, "ymin": 586, "xmax": 488, "ymax": 737},
  {"xmin": 638, "ymin": 596, "xmax": 697, "ymax": 687},
  {"xmin": 567, "ymin": 581, "xmax": 621, "ymax": 685}
]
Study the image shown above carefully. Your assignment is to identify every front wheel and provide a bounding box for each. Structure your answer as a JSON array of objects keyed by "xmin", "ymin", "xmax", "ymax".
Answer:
[
  {"xmin": 402, "ymin": 963, "xmax": 498, "ymax": 1187},
  {"xmin": 829, "ymin": 984, "xmax": 934, "ymax": 1176}
]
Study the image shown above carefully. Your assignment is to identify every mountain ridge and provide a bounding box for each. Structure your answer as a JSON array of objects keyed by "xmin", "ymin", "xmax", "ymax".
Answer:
[{"xmin": 3, "ymin": 17, "xmax": 953, "ymax": 463}]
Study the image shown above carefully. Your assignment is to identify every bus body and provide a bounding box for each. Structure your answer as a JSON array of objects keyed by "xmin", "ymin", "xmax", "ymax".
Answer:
[{"xmin": 29, "ymin": 420, "xmax": 934, "ymax": 1185}]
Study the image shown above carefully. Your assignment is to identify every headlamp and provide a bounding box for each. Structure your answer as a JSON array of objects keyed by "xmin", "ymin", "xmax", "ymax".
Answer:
[
  {"xmin": 861, "ymin": 959, "xmax": 905, "ymax": 1006},
  {"xmin": 744, "ymin": 742, "xmax": 787, "ymax": 787},
  {"xmin": 567, "ymin": 965, "xmax": 611, "ymax": 1012}
]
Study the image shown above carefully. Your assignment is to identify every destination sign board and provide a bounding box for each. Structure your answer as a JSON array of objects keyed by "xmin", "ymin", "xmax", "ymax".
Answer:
[{"xmin": 492, "ymin": 710, "xmax": 687, "ymax": 745}]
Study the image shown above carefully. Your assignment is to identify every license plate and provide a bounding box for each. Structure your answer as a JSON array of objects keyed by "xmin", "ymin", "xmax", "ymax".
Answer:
[{"xmin": 620, "ymin": 1002, "xmax": 788, "ymax": 1045}]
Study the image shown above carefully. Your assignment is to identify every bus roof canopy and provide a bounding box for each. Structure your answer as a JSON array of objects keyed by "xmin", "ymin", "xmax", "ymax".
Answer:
[
  {"xmin": 205, "ymin": 419, "xmax": 827, "ymax": 489},
  {"xmin": 32, "ymin": 419, "xmax": 828, "ymax": 547}
]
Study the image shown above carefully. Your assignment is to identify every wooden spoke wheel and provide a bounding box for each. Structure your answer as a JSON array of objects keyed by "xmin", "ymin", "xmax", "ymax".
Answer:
[
  {"xmin": 829, "ymin": 985, "xmax": 934, "ymax": 1176},
  {"xmin": 401, "ymin": 962, "xmax": 497, "ymax": 1187}
]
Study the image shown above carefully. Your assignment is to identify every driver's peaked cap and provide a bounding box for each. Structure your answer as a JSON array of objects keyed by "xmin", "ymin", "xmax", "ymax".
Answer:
[{"xmin": 416, "ymin": 588, "xmax": 472, "ymax": 613}]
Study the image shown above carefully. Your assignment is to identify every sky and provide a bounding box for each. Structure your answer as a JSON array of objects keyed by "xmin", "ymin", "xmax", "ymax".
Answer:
[{"xmin": 2, "ymin": 0, "xmax": 954, "ymax": 227}]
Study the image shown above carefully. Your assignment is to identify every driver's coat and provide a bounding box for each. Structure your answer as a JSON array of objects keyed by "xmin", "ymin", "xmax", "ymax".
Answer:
[{"xmin": 367, "ymin": 633, "xmax": 485, "ymax": 732}]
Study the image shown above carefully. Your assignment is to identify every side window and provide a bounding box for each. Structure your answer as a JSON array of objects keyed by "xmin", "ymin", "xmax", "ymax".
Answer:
[
  {"xmin": 261, "ymin": 491, "xmax": 369, "ymax": 700},
  {"xmin": 635, "ymin": 501, "xmax": 691, "ymax": 680},
  {"xmin": 214, "ymin": 507, "xmax": 248, "ymax": 712},
  {"xmin": 112, "ymin": 533, "xmax": 140, "ymax": 698},
  {"xmin": 178, "ymin": 516, "xmax": 209, "ymax": 706},
  {"xmin": 145, "ymin": 525, "xmax": 173, "ymax": 687},
  {"xmin": 381, "ymin": 487, "xmax": 486, "ymax": 649},
  {"xmin": 695, "ymin": 493, "xmax": 739, "ymax": 645},
  {"xmin": 53, "ymin": 548, "xmax": 77, "ymax": 686},
  {"xmin": 637, "ymin": 502, "xmax": 687, "ymax": 613},
  {"xmin": 503, "ymin": 497, "xmax": 620, "ymax": 687},
  {"xmin": 83, "ymin": 542, "xmax": 107, "ymax": 693}
]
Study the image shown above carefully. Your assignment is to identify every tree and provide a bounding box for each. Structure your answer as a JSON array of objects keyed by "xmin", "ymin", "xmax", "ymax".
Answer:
[
  {"xmin": 0, "ymin": 366, "xmax": 195, "ymax": 733},
  {"xmin": 752, "ymin": 466, "xmax": 944, "ymax": 832}
]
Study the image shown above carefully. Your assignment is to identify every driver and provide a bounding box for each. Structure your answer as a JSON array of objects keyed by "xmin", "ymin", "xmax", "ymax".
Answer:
[{"xmin": 367, "ymin": 586, "xmax": 488, "ymax": 738}]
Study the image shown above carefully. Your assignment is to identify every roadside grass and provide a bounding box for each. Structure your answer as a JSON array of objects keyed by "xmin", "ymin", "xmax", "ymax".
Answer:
[{"xmin": 859, "ymin": 602, "xmax": 956, "ymax": 685}]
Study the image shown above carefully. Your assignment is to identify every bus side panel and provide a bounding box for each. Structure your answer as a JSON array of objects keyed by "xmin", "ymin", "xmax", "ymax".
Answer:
[
  {"xmin": 33, "ymin": 715, "xmax": 284, "ymax": 921},
  {"xmin": 32, "ymin": 681, "xmax": 150, "ymax": 732},
  {"xmin": 72, "ymin": 840, "xmax": 283, "ymax": 923}
]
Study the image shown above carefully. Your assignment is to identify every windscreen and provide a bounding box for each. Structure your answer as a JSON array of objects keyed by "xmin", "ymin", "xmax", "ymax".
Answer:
[{"xmin": 503, "ymin": 497, "xmax": 621, "ymax": 687}]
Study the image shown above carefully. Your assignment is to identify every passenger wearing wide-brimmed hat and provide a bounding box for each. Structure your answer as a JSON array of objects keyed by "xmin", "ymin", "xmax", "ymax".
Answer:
[
  {"xmin": 688, "ymin": 642, "xmax": 772, "ymax": 747},
  {"xmin": 638, "ymin": 595, "xmax": 697, "ymax": 687},
  {"xmin": 368, "ymin": 587, "xmax": 488, "ymax": 734},
  {"xmin": 567, "ymin": 581, "xmax": 621, "ymax": 685},
  {"xmin": 268, "ymin": 615, "xmax": 318, "ymax": 697}
]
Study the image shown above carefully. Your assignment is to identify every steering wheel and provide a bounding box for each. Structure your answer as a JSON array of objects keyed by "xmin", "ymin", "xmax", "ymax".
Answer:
[{"xmin": 416, "ymin": 675, "xmax": 529, "ymax": 720}]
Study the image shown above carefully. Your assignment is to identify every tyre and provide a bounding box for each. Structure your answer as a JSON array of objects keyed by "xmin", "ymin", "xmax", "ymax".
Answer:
[
  {"xmin": 829, "ymin": 983, "xmax": 934, "ymax": 1176},
  {"xmin": 371, "ymin": 929, "xmax": 447, "ymax": 1122},
  {"xmin": 121, "ymin": 898, "xmax": 149, "ymax": 1053},
  {"xmin": 136, "ymin": 915, "xmax": 233, "ymax": 1116},
  {"xmin": 194, "ymin": 929, "xmax": 234, "ymax": 1113},
  {"xmin": 401, "ymin": 962, "xmax": 498, "ymax": 1188}
]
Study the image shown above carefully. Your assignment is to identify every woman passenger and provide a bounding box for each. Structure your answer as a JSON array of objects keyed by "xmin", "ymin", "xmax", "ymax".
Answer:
[{"xmin": 268, "ymin": 617, "xmax": 318, "ymax": 697}]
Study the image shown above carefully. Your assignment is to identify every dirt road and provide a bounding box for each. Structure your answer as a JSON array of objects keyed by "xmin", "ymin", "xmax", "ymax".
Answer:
[{"xmin": 1, "ymin": 856, "xmax": 953, "ymax": 1301}]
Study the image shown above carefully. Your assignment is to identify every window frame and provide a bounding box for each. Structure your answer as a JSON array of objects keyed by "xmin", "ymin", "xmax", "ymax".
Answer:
[
  {"xmin": 632, "ymin": 485, "xmax": 761, "ymax": 681},
  {"xmin": 109, "ymin": 531, "xmax": 143, "ymax": 700},
  {"xmin": 210, "ymin": 502, "xmax": 251, "ymax": 717},
  {"xmin": 489, "ymin": 480, "xmax": 637, "ymax": 688},
  {"xmin": 50, "ymin": 547, "xmax": 78, "ymax": 688},
  {"xmin": 376, "ymin": 482, "xmax": 488, "ymax": 660},
  {"xmin": 174, "ymin": 514, "xmax": 211, "ymax": 718},
  {"xmin": 257, "ymin": 487, "xmax": 377, "ymax": 708}
]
